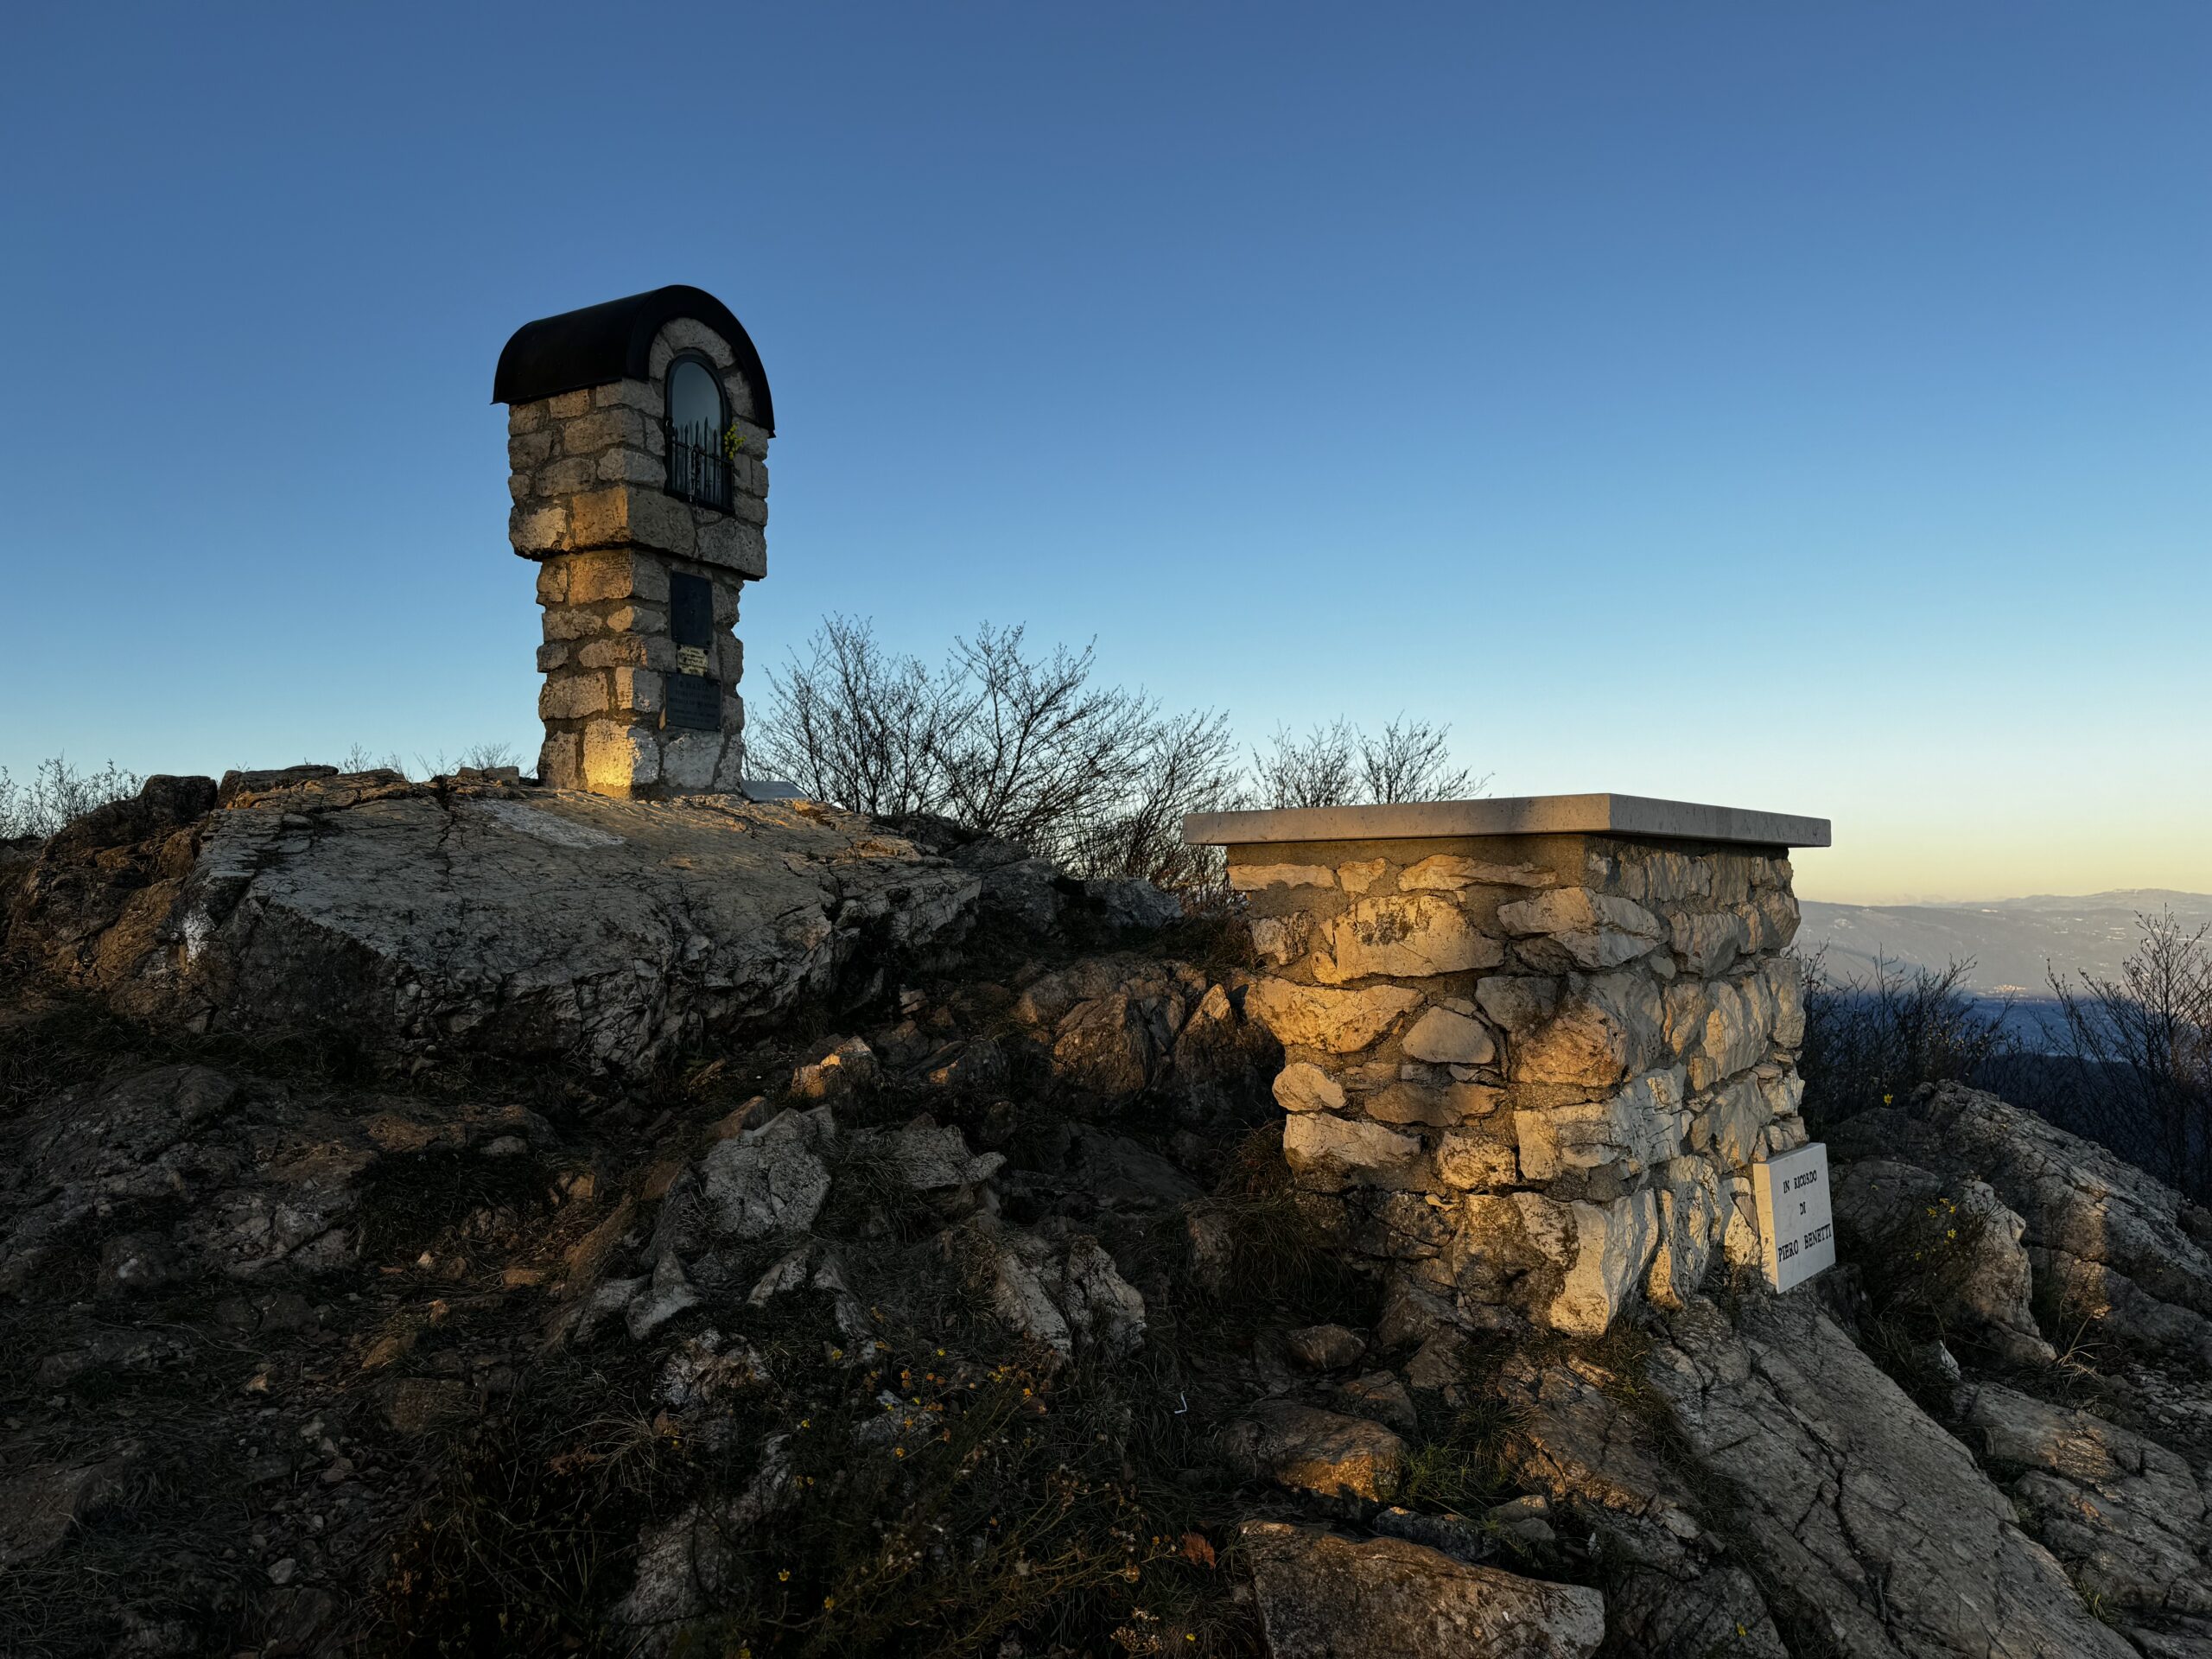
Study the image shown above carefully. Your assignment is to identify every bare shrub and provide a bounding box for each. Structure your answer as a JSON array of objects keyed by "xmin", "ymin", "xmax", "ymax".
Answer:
[
  {"xmin": 1796, "ymin": 950, "xmax": 2013, "ymax": 1132},
  {"xmin": 2048, "ymin": 911, "xmax": 2212, "ymax": 1206},
  {"xmin": 1251, "ymin": 721, "xmax": 1359, "ymax": 810},
  {"xmin": 1251, "ymin": 715, "xmax": 1482, "ymax": 810},
  {"xmin": 748, "ymin": 616, "xmax": 1488, "ymax": 893},
  {"xmin": 0, "ymin": 755, "xmax": 144, "ymax": 840},
  {"xmin": 752, "ymin": 619, "xmax": 1249, "ymax": 888}
]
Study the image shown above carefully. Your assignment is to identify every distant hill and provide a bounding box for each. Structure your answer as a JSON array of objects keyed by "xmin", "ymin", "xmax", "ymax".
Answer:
[{"xmin": 1798, "ymin": 889, "xmax": 2212, "ymax": 997}]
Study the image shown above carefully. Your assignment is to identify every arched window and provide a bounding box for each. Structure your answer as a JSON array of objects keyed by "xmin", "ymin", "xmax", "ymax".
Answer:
[{"xmin": 664, "ymin": 353, "xmax": 733, "ymax": 511}]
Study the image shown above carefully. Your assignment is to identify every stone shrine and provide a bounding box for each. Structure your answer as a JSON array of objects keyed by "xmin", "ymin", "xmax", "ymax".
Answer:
[
  {"xmin": 1184, "ymin": 793, "xmax": 1831, "ymax": 1337},
  {"xmin": 494, "ymin": 286, "xmax": 773, "ymax": 797}
]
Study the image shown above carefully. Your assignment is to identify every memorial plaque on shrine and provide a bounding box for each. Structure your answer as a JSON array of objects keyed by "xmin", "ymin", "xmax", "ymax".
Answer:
[
  {"xmin": 665, "ymin": 672, "xmax": 720, "ymax": 731},
  {"xmin": 1751, "ymin": 1141, "xmax": 1834, "ymax": 1293}
]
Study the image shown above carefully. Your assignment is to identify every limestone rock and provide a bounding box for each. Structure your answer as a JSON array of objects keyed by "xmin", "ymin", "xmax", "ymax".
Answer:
[
  {"xmin": 1545, "ymin": 1190, "xmax": 1661, "ymax": 1336},
  {"xmin": 0, "ymin": 1064, "xmax": 494, "ymax": 1294},
  {"xmin": 1284, "ymin": 1113, "xmax": 1427, "ymax": 1192},
  {"xmin": 1497, "ymin": 888, "xmax": 1664, "ymax": 971},
  {"xmin": 1400, "ymin": 855, "xmax": 1557, "ymax": 893},
  {"xmin": 1238, "ymin": 1520, "xmax": 1605, "ymax": 1657},
  {"xmin": 984, "ymin": 1222, "xmax": 1146, "ymax": 1362},
  {"xmin": 1960, "ymin": 1382, "xmax": 2211, "ymax": 1630},
  {"xmin": 1644, "ymin": 1295, "xmax": 2138, "ymax": 1658},
  {"xmin": 1401, "ymin": 1004, "xmax": 1497, "ymax": 1065},
  {"xmin": 7, "ymin": 778, "xmax": 979, "ymax": 1077},
  {"xmin": 1313, "ymin": 894, "xmax": 1505, "ymax": 984},
  {"xmin": 790, "ymin": 1035, "xmax": 878, "ymax": 1102},
  {"xmin": 1829, "ymin": 1084, "xmax": 2212, "ymax": 1363},
  {"xmin": 1274, "ymin": 1061, "xmax": 1347, "ymax": 1114},
  {"xmin": 1645, "ymin": 1157, "xmax": 1723, "ymax": 1311},
  {"xmin": 1508, "ymin": 971, "xmax": 1664, "ymax": 1089},
  {"xmin": 1079, "ymin": 875, "xmax": 1182, "ymax": 930},
  {"xmin": 1830, "ymin": 1158, "xmax": 2055, "ymax": 1363},
  {"xmin": 1513, "ymin": 1067, "xmax": 1683, "ymax": 1182},
  {"xmin": 854, "ymin": 1116, "xmax": 1004, "ymax": 1217},
  {"xmin": 1246, "ymin": 979, "xmax": 1423, "ymax": 1053},
  {"xmin": 696, "ymin": 1105, "xmax": 836, "ymax": 1241},
  {"xmin": 1223, "ymin": 1403, "xmax": 1408, "ymax": 1503},
  {"xmin": 1230, "ymin": 862, "xmax": 1338, "ymax": 891},
  {"xmin": 1285, "ymin": 1323, "xmax": 1367, "ymax": 1371}
]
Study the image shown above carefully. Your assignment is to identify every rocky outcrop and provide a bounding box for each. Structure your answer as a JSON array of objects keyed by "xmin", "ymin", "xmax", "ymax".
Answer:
[
  {"xmin": 1238, "ymin": 1520, "xmax": 1605, "ymax": 1658},
  {"xmin": 5, "ymin": 768, "xmax": 979, "ymax": 1075},
  {"xmin": 1830, "ymin": 1156, "xmax": 2056, "ymax": 1363},
  {"xmin": 1644, "ymin": 1295, "xmax": 2134, "ymax": 1658},
  {"xmin": 0, "ymin": 1063, "xmax": 551, "ymax": 1295},
  {"xmin": 1960, "ymin": 1382, "xmax": 2212, "ymax": 1639},
  {"xmin": 1830, "ymin": 1083, "xmax": 2212, "ymax": 1363}
]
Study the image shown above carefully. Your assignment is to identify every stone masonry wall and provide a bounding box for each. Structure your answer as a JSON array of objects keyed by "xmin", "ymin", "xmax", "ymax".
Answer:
[
  {"xmin": 506, "ymin": 318, "xmax": 769, "ymax": 797},
  {"xmin": 1230, "ymin": 833, "xmax": 1806, "ymax": 1337}
]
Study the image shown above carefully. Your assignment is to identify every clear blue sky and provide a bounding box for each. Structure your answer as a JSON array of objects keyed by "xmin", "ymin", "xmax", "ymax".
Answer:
[{"xmin": 3, "ymin": 3, "xmax": 2206, "ymax": 902}]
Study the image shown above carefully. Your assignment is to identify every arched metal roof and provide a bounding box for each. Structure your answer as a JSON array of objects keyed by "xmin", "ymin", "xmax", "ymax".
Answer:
[{"xmin": 493, "ymin": 285, "xmax": 774, "ymax": 433}]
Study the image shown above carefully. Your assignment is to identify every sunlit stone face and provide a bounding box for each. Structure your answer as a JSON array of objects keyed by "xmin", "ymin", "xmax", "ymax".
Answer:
[{"xmin": 668, "ymin": 358, "xmax": 721, "ymax": 437}]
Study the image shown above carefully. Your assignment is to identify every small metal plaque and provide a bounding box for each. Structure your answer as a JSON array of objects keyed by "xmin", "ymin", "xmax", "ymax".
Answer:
[
  {"xmin": 670, "ymin": 572, "xmax": 713, "ymax": 648},
  {"xmin": 676, "ymin": 645, "xmax": 712, "ymax": 677},
  {"xmin": 664, "ymin": 672, "xmax": 721, "ymax": 732}
]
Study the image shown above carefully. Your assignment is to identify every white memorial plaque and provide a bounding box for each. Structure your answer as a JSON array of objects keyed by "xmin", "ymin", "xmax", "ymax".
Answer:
[{"xmin": 1751, "ymin": 1141, "xmax": 1835, "ymax": 1292}]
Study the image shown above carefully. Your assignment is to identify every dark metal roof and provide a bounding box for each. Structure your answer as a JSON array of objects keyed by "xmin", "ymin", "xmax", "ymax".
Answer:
[{"xmin": 492, "ymin": 285, "xmax": 774, "ymax": 432}]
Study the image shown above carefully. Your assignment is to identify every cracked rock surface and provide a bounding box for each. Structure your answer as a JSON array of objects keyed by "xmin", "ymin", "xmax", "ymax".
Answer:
[
  {"xmin": 1645, "ymin": 1294, "xmax": 2136, "ymax": 1659},
  {"xmin": 6, "ymin": 768, "xmax": 980, "ymax": 1073}
]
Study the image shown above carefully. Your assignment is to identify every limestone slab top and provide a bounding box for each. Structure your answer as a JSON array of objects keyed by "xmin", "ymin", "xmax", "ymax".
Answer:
[{"xmin": 1181, "ymin": 793, "xmax": 1831, "ymax": 849}]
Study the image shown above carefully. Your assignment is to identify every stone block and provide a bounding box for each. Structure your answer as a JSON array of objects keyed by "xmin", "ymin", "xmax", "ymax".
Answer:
[
  {"xmin": 535, "ymin": 561, "xmax": 569, "ymax": 603},
  {"xmin": 1646, "ymin": 1157, "xmax": 1722, "ymax": 1310},
  {"xmin": 1313, "ymin": 895, "xmax": 1504, "ymax": 984},
  {"xmin": 1764, "ymin": 956, "xmax": 1805, "ymax": 1047},
  {"xmin": 590, "ymin": 377, "xmax": 657, "ymax": 413},
  {"xmin": 594, "ymin": 445, "xmax": 664, "ymax": 487},
  {"xmin": 1683, "ymin": 975, "xmax": 1777, "ymax": 1090},
  {"xmin": 567, "ymin": 551, "xmax": 670, "ymax": 605},
  {"xmin": 583, "ymin": 720, "xmax": 658, "ymax": 794},
  {"xmin": 1229, "ymin": 862, "xmax": 1337, "ymax": 893},
  {"xmin": 538, "ymin": 674, "xmax": 607, "ymax": 721},
  {"xmin": 511, "ymin": 503, "xmax": 569, "ymax": 554},
  {"xmin": 1338, "ymin": 858, "xmax": 1388, "ymax": 894},
  {"xmin": 1697, "ymin": 1079, "xmax": 1769, "ymax": 1166},
  {"xmin": 1433, "ymin": 1130, "xmax": 1516, "ymax": 1191},
  {"xmin": 1669, "ymin": 909, "xmax": 1751, "ymax": 976},
  {"xmin": 536, "ymin": 642, "xmax": 569, "ymax": 672},
  {"xmin": 1363, "ymin": 1079, "xmax": 1502, "ymax": 1126},
  {"xmin": 1402, "ymin": 1004, "xmax": 1496, "ymax": 1065},
  {"xmin": 547, "ymin": 389, "xmax": 591, "ymax": 419},
  {"xmin": 542, "ymin": 607, "xmax": 604, "ymax": 642},
  {"xmin": 535, "ymin": 455, "xmax": 598, "ymax": 496},
  {"xmin": 557, "ymin": 406, "xmax": 649, "ymax": 455},
  {"xmin": 537, "ymin": 729, "xmax": 581, "ymax": 790},
  {"xmin": 1283, "ymin": 1113, "xmax": 1427, "ymax": 1192},
  {"xmin": 694, "ymin": 517, "xmax": 766, "ymax": 577},
  {"xmin": 1246, "ymin": 979, "xmax": 1423, "ymax": 1053},
  {"xmin": 1274, "ymin": 1062, "xmax": 1346, "ymax": 1114},
  {"xmin": 577, "ymin": 633, "xmax": 677, "ymax": 671},
  {"xmin": 661, "ymin": 730, "xmax": 722, "ymax": 792},
  {"xmin": 1509, "ymin": 970, "xmax": 1664, "ymax": 1088},
  {"xmin": 1497, "ymin": 888, "xmax": 1664, "ymax": 970},
  {"xmin": 612, "ymin": 667, "xmax": 664, "ymax": 714},
  {"xmin": 508, "ymin": 400, "xmax": 548, "ymax": 435},
  {"xmin": 1400, "ymin": 855, "xmax": 1554, "ymax": 892},
  {"xmin": 508, "ymin": 429, "xmax": 556, "ymax": 469},
  {"xmin": 1515, "ymin": 1066, "xmax": 1684, "ymax": 1182},
  {"xmin": 1545, "ymin": 1189, "xmax": 1661, "ymax": 1336}
]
